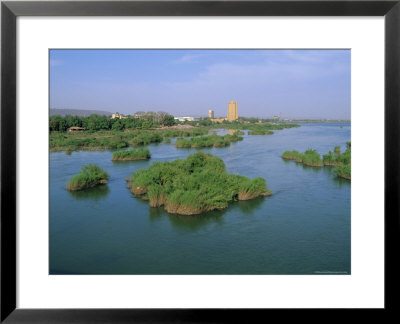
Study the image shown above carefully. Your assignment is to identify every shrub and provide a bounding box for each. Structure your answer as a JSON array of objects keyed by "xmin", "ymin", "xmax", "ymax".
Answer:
[
  {"xmin": 112, "ymin": 148, "xmax": 151, "ymax": 161},
  {"xmin": 67, "ymin": 164, "xmax": 109, "ymax": 191}
]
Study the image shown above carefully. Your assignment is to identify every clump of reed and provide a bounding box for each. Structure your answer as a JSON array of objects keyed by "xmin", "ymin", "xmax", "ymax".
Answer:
[
  {"xmin": 126, "ymin": 152, "xmax": 271, "ymax": 215},
  {"xmin": 282, "ymin": 150, "xmax": 302, "ymax": 161},
  {"xmin": 248, "ymin": 130, "xmax": 274, "ymax": 135},
  {"xmin": 333, "ymin": 164, "xmax": 351, "ymax": 180},
  {"xmin": 50, "ymin": 133, "xmax": 129, "ymax": 152},
  {"xmin": 175, "ymin": 134, "xmax": 242, "ymax": 149},
  {"xmin": 330, "ymin": 142, "xmax": 351, "ymax": 180},
  {"xmin": 301, "ymin": 149, "xmax": 323, "ymax": 167},
  {"xmin": 282, "ymin": 149, "xmax": 323, "ymax": 167},
  {"xmin": 160, "ymin": 128, "xmax": 209, "ymax": 138},
  {"xmin": 283, "ymin": 142, "xmax": 351, "ymax": 180},
  {"xmin": 112, "ymin": 148, "xmax": 151, "ymax": 161},
  {"xmin": 130, "ymin": 132, "xmax": 162, "ymax": 146},
  {"xmin": 66, "ymin": 164, "xmax": 109, "ymax": 191}
]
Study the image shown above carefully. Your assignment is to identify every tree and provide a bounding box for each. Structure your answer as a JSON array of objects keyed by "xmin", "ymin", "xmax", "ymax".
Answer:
[{"xmin": 161, "ymin": 114, "xmax": 175, "ymax": 126}]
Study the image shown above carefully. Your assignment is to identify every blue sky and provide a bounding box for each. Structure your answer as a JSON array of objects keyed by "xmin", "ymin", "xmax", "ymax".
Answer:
[{"xmin": 50, "ymin": 49, "xmax": 350, "ymax": 119}]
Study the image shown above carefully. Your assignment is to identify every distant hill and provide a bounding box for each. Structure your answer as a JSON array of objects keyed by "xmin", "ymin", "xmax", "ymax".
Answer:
[{"xmin": 50, "ymin": 109, "xmax": 113, "ymax": 117}]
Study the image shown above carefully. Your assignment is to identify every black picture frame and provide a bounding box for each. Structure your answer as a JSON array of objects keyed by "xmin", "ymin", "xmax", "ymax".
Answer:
[{"xmin": 1, "ymin": 0, "xmax": 399, "ymax": 322}]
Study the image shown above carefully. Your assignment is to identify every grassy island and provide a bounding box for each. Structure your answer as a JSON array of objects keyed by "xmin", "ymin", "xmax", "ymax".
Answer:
[
  {"xmin": 126, "ymin": 152, "xmax": 272, "ymax": 215},
  {"xmin": 282, "ymin": 142, "xmax": 351, "ymax": 180},
  {"xmin": 282, "ymin": 149, "xmax": 323, "ymax": 167},
  {"xmin": 67, "ymin": 164, "xmax": 109, "ymax": 191},
  {"xmin": 175, "ymin": 134, "xmax": 243, "ymax": 148},
  {"xmin": 112, "ymin": 148, "xmax": 151, "ymax": 161}
]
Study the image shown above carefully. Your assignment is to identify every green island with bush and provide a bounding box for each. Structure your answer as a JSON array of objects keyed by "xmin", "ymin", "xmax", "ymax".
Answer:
[
  {"xmin": 282, "ymin": 149, "xmax": 323, "ymax": 167},
  {"xmin": 175, "ymin": 134, "xmax": 243, "ymax": 148},
  {"xmin": 126, "ymin": 152, "xmax": 272, "ymax": 215},
  {"xmin": 112, "ymin": 148, "xmax": 151, "ymax": 161},
  {"xmin": 66, "ymin": 164, "xmax": 110, "ymax": 191},
  {"xmin": 282, "ymin": 142, "xmax": 351, "ymax": 180}
]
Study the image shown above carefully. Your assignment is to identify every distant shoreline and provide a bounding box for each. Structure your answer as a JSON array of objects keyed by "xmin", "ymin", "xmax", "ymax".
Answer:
[{"xmin": 284, "ymin": 120, "xmax": 350, "ymax": 123}]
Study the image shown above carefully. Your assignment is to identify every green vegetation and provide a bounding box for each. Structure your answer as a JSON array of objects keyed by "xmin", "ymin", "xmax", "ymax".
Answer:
[
  {"xmin": 330, "ymin": 142, "xmax": 351, "ymax": 180},
  {"xmin": 50, "ymin": 128, "xmax": 210, "ymax": 152},
  {"xmin": 333, "ymin": 164, "xmax": 351, "ymax": 180},
  {"xmin": 130, "ymin": 132, "xmax": 163, "ymax": 146},
  {"xmin": 175, "ymin": 134, "xmax": 243, "ymax": 148},
  {"xmin": 49, "ymin": 113, "xmax": 299, "ymax": 151},
  {"xmin": 215, "ymin": 123, "xmax": 299, "ymax": 132},
  {"xmin": 160, "ymin": 128, "xmax": 209, "ymax": 137},
  {"xmin": 112, "ymin": 148, "xmax": 151, "ymax": 161},
  {"xmin": 126, "ymin": 152, "xmax": 271, "ymax": 215},
  {"xmin": 50, "ymin": 111, "xmax": 176, "ymax": 132},
  {"xmin": 233, "ymin": 130, "xmax": 244, "ymax": 135},
  {"xmin": 248, "ymin": 129, "xmax": 274, "ymax": 135},
  {"xmin": 283, "ymin": 142, "xmax": 351, "ymax": 180},
  {"xmin": 50, "ymin": 132, "xmax": 129, "ymax": 151},
  {"xmin": 66, "ymin": 164, "xmax": 109, "ymax": 191},
  {"xmin": 282, "ymin": 149, "xmax": 323, "ymax": 167},
  {"xmin": 281, "ymin": 150, "xmax": 302, "ymax": 161},
  {"xmin": 301, "ymin": 149, "xmax": 324, "ymax": 167}
]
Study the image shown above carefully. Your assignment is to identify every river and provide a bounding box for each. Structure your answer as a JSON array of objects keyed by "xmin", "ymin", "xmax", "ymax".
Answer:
[{"xmin": 50, "ymin": 123, "xmax": 351, "ymax": 274}]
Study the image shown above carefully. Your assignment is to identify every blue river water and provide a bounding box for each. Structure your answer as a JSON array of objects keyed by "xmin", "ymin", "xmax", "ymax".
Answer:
[{"xmin": 49, "ymin": 123, "xmax": 350, "ymax": 274}]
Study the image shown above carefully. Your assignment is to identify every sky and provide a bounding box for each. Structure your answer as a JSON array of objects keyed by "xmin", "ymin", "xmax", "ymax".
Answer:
[{"xmin": 50, "ymin": 49, "xmax": 351, "ymax": 120}]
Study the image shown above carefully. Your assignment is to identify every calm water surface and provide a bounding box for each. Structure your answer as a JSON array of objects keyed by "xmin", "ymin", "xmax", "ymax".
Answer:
[{"xmin": 50, "ymin": 123, "xmax": 351, "ymax": 274}]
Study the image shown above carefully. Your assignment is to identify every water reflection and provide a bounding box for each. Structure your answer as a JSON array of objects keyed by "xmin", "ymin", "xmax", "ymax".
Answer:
[
  {"xmin": 149, "ymin": 207, "xmax": 165, "ymax": 221},
  {"xmin": 149, "ymin": 196, "xmax": 269, "ymax": 230},
  {"xmin": 300, "ymin": 164, "xmax": 324, "ymax": 173},
  {"xmin": 331, "ymin": 175, "xmax": 351, "ymax": 187},
  {"xmin": 68, "ymin": 185, "xmax": 110, "ymax": 201},
  {"xmin": 236, "ymin": 196, "xmax": 266, "ymax": 214},
  {"xmin": 168, "ymin": 210, "xmax": 226, "ymax": 231}
]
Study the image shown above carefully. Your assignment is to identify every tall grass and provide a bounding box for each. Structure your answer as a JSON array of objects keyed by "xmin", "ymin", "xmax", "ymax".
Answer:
[
  {"xmin": 67, "ymin": 164, "xmax": 109, "ymax": 191},
  {"xmin": 301, "ymin": 149, "xmax": 323, "ymax": 167},
  {"xmin": 330, "ymin": 142, "xmax": 351, "ymax": 180},
  {"xmin": 282, "ymin": 149, "xmax": 323, "ymax": 167},
  {"xmin": 175, "ymin": 134, "xmax": 242, "ymax": 149},
  {"xmin": 282, "ymin": 150, "xmax": 302, "ymax": 161},
  {"xmin": 333, "ymin": 164, "xmax": 351, "ymax": 180},
  {"xmin": 284, "ymin": 143, "xmax": 351, "ymax": 180},
  {"xmin": 130, "ymin": 132, "xmax": 162, "ymax": 146},
  {"xmin": 126, "ymin": 152, "xmax": 271, "ymax": 215},
  {"xmin": 112, "ymin": 148, "xmax": 151, "ymax": 161}
]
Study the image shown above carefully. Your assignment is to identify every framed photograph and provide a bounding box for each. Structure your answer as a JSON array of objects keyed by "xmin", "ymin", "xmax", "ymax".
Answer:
[{"xmin": 1, "ymin": 0, "xmax": 399, "ymax": 322}]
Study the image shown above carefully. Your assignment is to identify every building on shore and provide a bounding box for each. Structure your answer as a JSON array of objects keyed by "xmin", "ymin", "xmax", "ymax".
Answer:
[
  {"xmin": 67, "ymin": 126, "xmax": 85, "ymax": 132},
  {"xmin": 174, "ymin": 116, "xmax": 200, "ymax": 122},
  {"xmin": 208, "ymin": 109, "xmax": 214, "ymax": 118},
  {"xmin": 111, "ymin": 112, "xmax": 128, "ymax": 119},
  {"xmin": 227, "ymin": 101, "xmax": 238, "ymax": 121}
]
